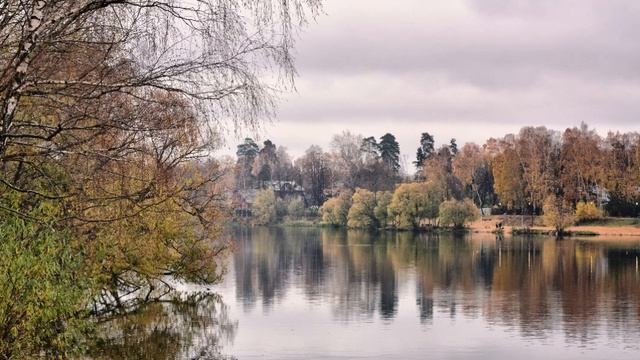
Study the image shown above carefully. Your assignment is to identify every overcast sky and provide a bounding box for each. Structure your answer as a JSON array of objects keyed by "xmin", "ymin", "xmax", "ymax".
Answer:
[{"xmin": 224, "ymin": 0, "xmax": 640, "ymax": 160}]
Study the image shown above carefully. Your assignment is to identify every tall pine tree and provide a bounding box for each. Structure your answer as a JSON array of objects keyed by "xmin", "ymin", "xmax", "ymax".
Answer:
[
  {"xmin": 414, "ymin": 132, "xmax": 435, "ymax": 169},
  {"xmin": 379, "ymin": 133, "xmax": 400, "ymax": 174}
]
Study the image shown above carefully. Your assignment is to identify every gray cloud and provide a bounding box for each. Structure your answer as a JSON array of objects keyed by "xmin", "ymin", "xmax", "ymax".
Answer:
[{"xmin": 227, "ymin": 0, "xmax": 640, "ymax": 158}]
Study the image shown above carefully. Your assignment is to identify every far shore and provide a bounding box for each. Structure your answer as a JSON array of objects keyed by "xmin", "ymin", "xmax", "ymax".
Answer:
[
  {"xmin": 469, "ymin": 215, "xmax": 640, "ymax": 238},
  {"xmin": 232, "ymin": 215, "xmax": 640, "ymax": 239}
]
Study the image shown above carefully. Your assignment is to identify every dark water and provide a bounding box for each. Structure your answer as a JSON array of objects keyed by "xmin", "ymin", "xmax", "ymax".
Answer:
[{"xmin": 94, "ymin": 227, "xmax": 640, "ymax": 359}]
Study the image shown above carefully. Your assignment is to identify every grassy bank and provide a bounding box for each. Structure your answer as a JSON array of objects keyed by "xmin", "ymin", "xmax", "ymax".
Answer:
[{"xmin": 235, "ymin": 215, "xmax": 640, "ymax": 237}]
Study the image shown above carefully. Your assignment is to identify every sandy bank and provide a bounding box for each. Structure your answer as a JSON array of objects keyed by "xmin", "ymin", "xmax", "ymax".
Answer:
[{"xmin": 469, "ymin": 216, "xmax": 640, "ymax": 237}]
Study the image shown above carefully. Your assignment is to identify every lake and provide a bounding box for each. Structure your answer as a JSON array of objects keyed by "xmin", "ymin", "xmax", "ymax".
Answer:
[{"xmin": 92, "ymin": 227, "xmax": 640, "ymax": 359}]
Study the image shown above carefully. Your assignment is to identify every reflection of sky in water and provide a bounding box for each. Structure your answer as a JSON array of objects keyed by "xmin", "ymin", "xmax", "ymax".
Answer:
[{"xmin": 210, "ymin": 227, "xmax": 640, "ymax": 359}]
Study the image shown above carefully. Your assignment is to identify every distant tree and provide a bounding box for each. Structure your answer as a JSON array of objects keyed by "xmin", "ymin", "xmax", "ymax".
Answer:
[
  {"xmin": 492, "ymin": 147, "xmax": 526, "ymax": 211},
  {"xmin": 374, "ymin": 191, "xmax": 394, "ymax": 228},
  {"xmin": 236, "ymin": 138, "xmax": 260, "ymax": 189},
  {"xmin": 472, "ymin": 162, "xmax": 496, "ymax": 208},
  {"xmin": 438, "ymin": 199, "xmax": 480, "ymax": 228},
  {"xmin": 449, "ymin": 138, "xmax": 458, "ymax": 156},
  {"xmin": 414, "ymin": 132, "xmax": 435, "ymax": 171},
  {"xmin": 253, "ymin": 190, "xmax": 277, "ymax": 225},
  {"xmin": 515, "ymin": 126, "xmax": 560, "ymax": 214},
  {"xmin": 287, "ymin": 198, "xmax": 306, "ymax": 220},
  {"xmin": 321, "ymin": 191, "xmax": 353, "ymax": 226},
  {"xmin": 361, "ymin": 136, "xmax": 380, "ymax": 163},
  {"xmin": 559, "ymin": 123, "xmax": 603, "ymax": 204},
  {"xmin": 379, "ymin": 133, "xmax": 401, "ymax": 174},
  {"xmin": 272, "ymin": 146, "xmax": 297, "ymax": 181},
  {"xmin": 296, "ymin": 145, "xmax": 332, "ymax": 206},
  {"xmin": 601, "ymin": 131, "xmax": 639, "ymax": 201},
  {"xmin": 347, "ymin": 188, "xmax": 379, "ymax": 229},
  {"xmin": 237, "ymin": 138, "xmax": 260, "ymax": 158},
  {"xmin": 388, "ymin": 182, "xmax": 443, "ymax": 230},
  {"xmin": 358, "ymin": 159, "xmax": 394, "ymax": 191},
  {"xmin": 262, "ymin": 140, "xmax": 276, "ymax": 152},
  {"xmin": 542, "ymin": 195, "xmax": 575, "ymax": 235},
  {"xmin": 453, "ymin": 143, "xmax": 482, "ymax": 196},
  {"xmin": 355, "ymin": 134, "xmax": 398, "ymax": 191},
  {"xmin": 330, "ymin": 131, "xmax": 364, "ymax": 189},
  {"xmin": 423, "ymin": 181, "xmax": 446, "ymax": 222},
  {"xmin": 253, "ymin": 140, "xmax": 278, "ymax": 183},
  {"xmin": 424, "ymin": 146, "xmax": 463, "ymax": 200}
]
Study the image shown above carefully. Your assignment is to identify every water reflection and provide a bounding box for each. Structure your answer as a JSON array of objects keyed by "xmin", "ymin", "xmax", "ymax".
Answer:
[
  {"xmin": 89, "ymin": 293, "xmax": 237, "ymax": 360},
  {"xmin": 232, "ymin": 227, "xmax": 640, "ymax": 347},
  {"xmin": 91, "ymin": 228, "xmax": 640, "ymax": 359}
]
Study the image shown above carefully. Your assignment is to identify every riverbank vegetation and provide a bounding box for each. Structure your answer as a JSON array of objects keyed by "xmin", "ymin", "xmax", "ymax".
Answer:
[
  {"xmin": 0, "ymin": 0, "xmax": 320, "ymax": 357},
  {"xmin": 232, "ymin": 124, "xmax": 640, "ymax": 233}
]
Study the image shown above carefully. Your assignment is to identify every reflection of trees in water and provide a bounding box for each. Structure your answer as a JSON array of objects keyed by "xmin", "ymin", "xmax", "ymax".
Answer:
[
  {"xmin": 89, "ymin": 292, "xmax": 237, "ymax": 360},
  {"xmin": 232, "ymin": 227, "xmax": 640, "ymax": 345},
  {"xmin": 322, "ymin": 229, "xmax": 398, "ymax": 320},
  {"xmin": 232, "ymin": 226, "xmax": 326, "ymax": 310}
]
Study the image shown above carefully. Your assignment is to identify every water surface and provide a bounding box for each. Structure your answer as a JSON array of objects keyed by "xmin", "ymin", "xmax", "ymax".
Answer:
[{"xmin": 95, "ymin": 227, "xmax": 640, "ymax": 359}]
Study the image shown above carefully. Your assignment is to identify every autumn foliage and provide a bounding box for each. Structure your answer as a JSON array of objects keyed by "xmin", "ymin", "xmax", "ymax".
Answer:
[{"xmin": 0, "ymin": 0, "xmax": 321, "ymax": 357}]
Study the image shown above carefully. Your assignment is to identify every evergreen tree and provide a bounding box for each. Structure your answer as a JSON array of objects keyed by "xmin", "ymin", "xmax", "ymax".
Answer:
[
  {"xmin": 236, "ymin": 138, "xmax": 260, "ymax": 188},
  {"xmin": 414, "ymin": 132, "xmax": 435, "ymax": 169},
  {"xmin": 236, "ymin": 138, "xmax": 259, "ymax": 158},
  {"xmin": 254, "ymin": 139, "xmax": 278, "ymax": 182},
  {"xmin": 379, "ymin": 133, "xmax": 400, "ymax": 174},
  {"xmin": 449, "ymin": 138, "xmax": 458, "ymax": 156},
  {"xmin": 360, "ymin": 136, "xmax": 380, "ymax": 162}
]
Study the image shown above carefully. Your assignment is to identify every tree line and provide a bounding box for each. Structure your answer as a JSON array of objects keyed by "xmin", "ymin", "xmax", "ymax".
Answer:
[
  {"xmin": 234, "ymin": 131, "xmax": 402, "ymax": 205},
  {"xmin": 234, "ymin": 122, "xmax": 640, "ymax": 229}
]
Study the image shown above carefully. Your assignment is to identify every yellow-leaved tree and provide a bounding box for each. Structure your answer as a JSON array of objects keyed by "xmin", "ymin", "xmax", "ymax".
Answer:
[
  {"xmin": 347, "ymin": 188, "xmax": 378, "ymax": 229},
  {"xmin": 543, "ymin": 195, "xmax": 575, "ymax": 236}
]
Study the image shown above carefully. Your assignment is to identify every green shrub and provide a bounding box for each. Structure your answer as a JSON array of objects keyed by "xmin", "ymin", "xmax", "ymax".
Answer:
[
  {"xmin": 438, "ymin": 199, "xmax": 480, "ymax": 228},
  {"xmin": 347, "ymin": 188, "xmax": 378, "ymax": 229}
]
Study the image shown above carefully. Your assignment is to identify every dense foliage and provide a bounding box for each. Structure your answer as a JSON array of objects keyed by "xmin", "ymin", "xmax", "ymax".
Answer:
[
  {"xmin": 321, "ymin": 191, "xmax": 353, "ymax": 226},
  {"xmin": 0, "ymin": 0, "xmax": 320, "ymax": 357},
  {"xmin": 347, "ymin": 188, "xmax": 378, "ymax": 229},
  {"xmin": 0, "ymin": 197, "xmax": 89, "ymax": 359},
  {"xmin": 575, "ymin": 201, "xmax": 605, "ymax": 223},
  {"xmin": 439, "ymin": 199, "xmax": 480, "ymax": 228},
  {"xmin": 387, "ymin": 182, "xmax": 443, "ymax": 230},
  {"xmin": 253, "ymin": 190, "xmax": 278, "ymax": 225}
]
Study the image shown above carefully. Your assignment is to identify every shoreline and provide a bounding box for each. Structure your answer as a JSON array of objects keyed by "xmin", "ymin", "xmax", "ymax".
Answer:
[
  {"xmin": 231, "ymin": 216, "xmax": 640, "ymax": 238},
  {"xmin": 468, "ymin": 216, "xmax": 640, "ymax": 238}
]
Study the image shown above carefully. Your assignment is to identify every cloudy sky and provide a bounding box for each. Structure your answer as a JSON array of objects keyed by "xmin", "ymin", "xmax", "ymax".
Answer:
[{"xmin": 226, "ymin": 0, "xmax": 640, "ymax": 161}]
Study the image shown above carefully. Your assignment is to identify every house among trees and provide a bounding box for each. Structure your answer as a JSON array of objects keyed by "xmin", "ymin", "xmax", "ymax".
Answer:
[
  {"xmin": 231, "ymin": 180, "xmax": 306, "ymax": 218},
  {"xmin": 268, "ymin": 180, "xmax": 306, "ymax": 203}
]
